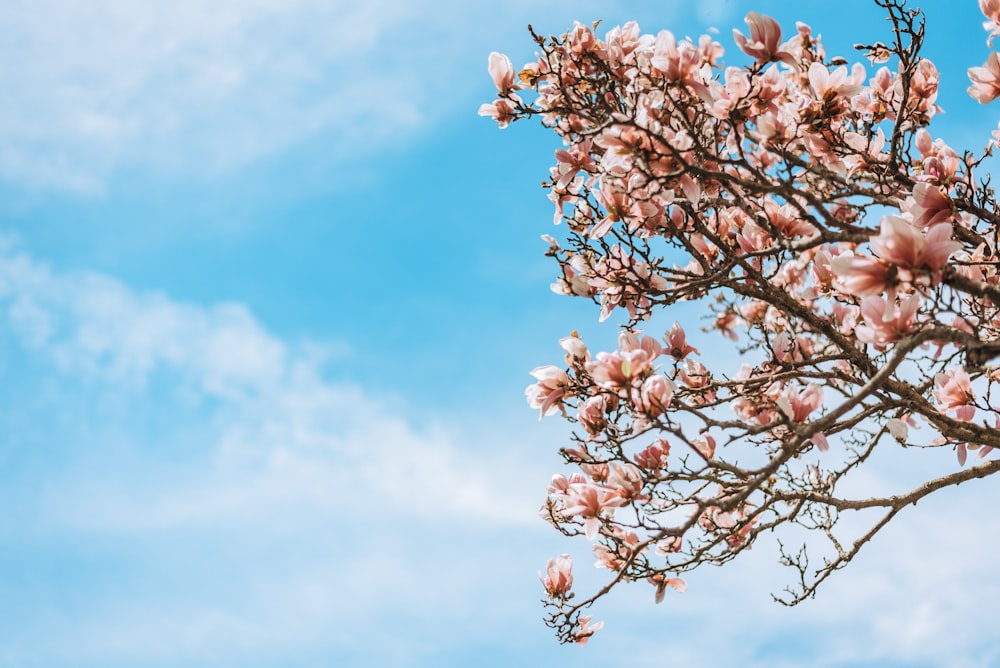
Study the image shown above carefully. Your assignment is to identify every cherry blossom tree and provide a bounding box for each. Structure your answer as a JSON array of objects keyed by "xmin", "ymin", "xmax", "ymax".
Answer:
[{"xmin": 483, "ymin": 0, "xmax": 1000, "ymax": 645}]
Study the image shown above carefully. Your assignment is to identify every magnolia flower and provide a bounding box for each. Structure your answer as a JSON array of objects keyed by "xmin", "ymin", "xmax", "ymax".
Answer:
[
  {"xmin": 526, "ymin": 365, "xmax": 570, "ymax": 418},
  {"xmin": 575, "ymin": 615, "xmax": 604, "ymax": 645},
  {"xmin": 559, "ymin": 334, "xmax": 590, "ymax": 362},
  {"xmin": 487, "ymin": 51, "xmax": 517, "ymax": 94},
  {"xmin": 540, "ymin": 554, "xmax": 574, "ymax": 598},
  {"xmin": 634, "ymin": 440, "xmax": 670, "ymax": 470},
  {"xmin": 478, "ymin": 98, "xmax": 518, "ymax": 128},
  {"xmin": 635, "ymin": 375, "xmax": 675, "ymax": 417},
  {"xmin": 808, "ymin": 62, "xmax": 866, "ymax": 101},
  {"xmin": 665, "ymin": 321, "xmax": 699, "ymax": 359},
  {"xmin": 830, "ymin": 252, "xmax": 891, "ymax": 297},
  {"xmin": 933, "ymin": 367, "xmax": 976, "ymax": 421},
  {"xmin": 577, "ymin": 395, "xmax": 609, "ymax": 436},
  {"xmin": 908, "ymin": 183, "xmax": 952, "ymax": 229},
  {"xmin": 982, "ymin": 0, "xmax": 1000, "ymax": 45},
  {"xmin": 776, "ymin": 383, "xmax": 823, "ymax": 423},
  {"xmin": 855, "ymin": 294, "xmax": 921, "ymax": 349},
  {"xmin": 968, "ymin": 52, "xmax": 1000, "ymax": 104},
  {"xmin": 587, "ymin": 349, "xmax": 653, "ymax": 390},
  {"xmin": 648, "ymin": 574, "xmax": 687, "ymax": 604},
  {"xmin": 563, "ymin": 482, "xmax": 626, "ymax": 539},
  {"xmin": 593, "ymin": 528, "xmax": 641, "ymax": 571},
  {"xmin": 732, "ymin": 11, "xmax": 795, "ymax": 64},
  {"xmin": 869, "ymin": 216, "xmax": 960, "ymax": 271}
]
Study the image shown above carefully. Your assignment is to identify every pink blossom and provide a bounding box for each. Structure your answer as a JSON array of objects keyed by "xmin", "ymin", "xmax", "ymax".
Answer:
[
  {"xmin": 634, "ymin": 439, "xmax": 670, "ymax": 470},
  {"xmin": 650, "ymin": 30, "xmax": 702, "ymax": 83},
  {"xmin": 933, "ymin": 367, "xmax": 976, "ymax": 421},
  {"xmin": 593, "ymin": 528, "xmax": 641, "ymax": 571},
  {"xmin": 586, "ymin": 348, "xmax": 653, "ymax": 390},
  {"xmin": 540, "ymin": 554, "xmax": 574, "ymax": 599},
  {"xmin": 732, "ymin": 12, "xmax": 794, "ymax": 64},
  {"xmin": 478, "ymin": 98, "xmax": 518, "ymax": 128},
  {"xmin": 563, "ymin": 482, "xmax": 626, "ymax": 539},
  {"xmin": 487, "ymin": 51, "xmax": 517, "ymax": 94},
  {"xmin": 808, "ymin": 62, "xmax": 866, "ymax": 102},
  {"xmin": 559, "ymin": 334, "xmax": 590, "ymax": 362},
  {"xmin": 607, "ymin": 462, "xmax": 644, "ymax": 500},
  {"xmin": 691, "ymin": 433, "xmax": 716, "ymax": 460},
  {"xmin": 908, "ymin": 183, "xmax": 952, "ymax": 229},
  {"xmin": 553, "ymin": 139, "xmax": 596, "ymax": 189},
  {"xmin": 665, "ymin": 322, "xmax": 699, "ymax": 359},
  {"xmin": 855, "ymin": 294, "xmax": 921, "ymax": 349},
  {"xmin": 830, "ymin": 252, "xmax": 890, "ymax": 297},
  {"xmin": 648, "ymin": 574, "xmax": 687, "ymax": 604},
  {"xmin": 574, "ymin": 615, "xmax": 604, "ymax": 645},
  {"xmin": 618, "ymin": 330, "xmax": 663, "ymax": 359},
  {"xmin": 635, "ymin": 375, "xmax": 675, "ymax": 416},
  {"xmin": 526, "ymin": 365, "xmax": 570, "ymax": 418},
  {"xmin": 982, "ymin": 0, "xmax": 1000, "ymax": 45},
  {"xmin": 968, "ymin": 53, "xmax": 1000, "ymax": 103},
  {"xmin": 776, "ymin": 383, "xmax": 823, "ymax": 423},
  {"xmin": 714, "ymin": 310, "xmax": 742, "ymax": 341},
  {"xmin": 547, "ymin": 472, "xmax": 587, "ymax": 496},
  {"xmin": 869, "ymin": 216, "xmax": 960, "ymax": 272},
  {"xmin": 578, "ymin": 395, "xmax": 609, "ymax": 436}
]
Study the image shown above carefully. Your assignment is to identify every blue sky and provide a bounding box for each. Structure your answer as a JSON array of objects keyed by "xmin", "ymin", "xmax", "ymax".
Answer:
[{"xmin": 2, "ymin": 1, "xmax": 1000, "ymax": 666}]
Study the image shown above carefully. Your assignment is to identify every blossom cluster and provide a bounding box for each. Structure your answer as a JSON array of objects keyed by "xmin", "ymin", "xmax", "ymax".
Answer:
[{"xmin": 486, "ymin": 0, "xmax": 1000, "ymax": 645}]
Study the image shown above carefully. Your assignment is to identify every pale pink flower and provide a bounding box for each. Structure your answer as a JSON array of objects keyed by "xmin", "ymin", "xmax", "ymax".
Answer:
[
  {"xmin": 526, "ymin": 365, "xmax": 570, "ymax": 418},
  {"xmin": 635, "ymin": 375, "xmax": 675, "ymax": 416},
  {"xmin": 547, "ymin": 472, "xmax": 587, "ymax": 496},
  {"xmin": 487, "ymin": 51, "xmax": 517, "ymax": 94},
  {"xmin": 808, "ymin": 62, "xmax": 866, "ymax": 102},
  {"xmin": 559, "ymin": 334, "xmax": 590, "ymax": 362},
  {"xmin": 478, "ymin": 98, "xmax": 518, "ymax": 128},
  {"xmin": 618, "ymin": 330, "xmax": 663, "ymax": 359},
  {"xmin": 732, "ymin": 12, "xmax": 794, "ymax": 64},
  {"xmin": 691, "ymin": 433, "xmax": 716, "ymax": 460},
  {"xmin": 811, "ymin": 432, "xmax": 829, "ymax": 452},
  {"xmin": 968, "ymin": 53, "xmax": 1000, "ymax": 103},
  {"xmin": 593, "ymin": 528, "xmax": 641, "ymax": 571},
  {"xmin": 540, "ymin": 554, "xmax": 574, "ymax": 598},
  {"xmin": 776, "ymin": 383, "xmax": 823, "ymax": 423},
  {"xmin": 586, "ymin": 349, "xmax": 653, "ymax": 390},
  {"xmin": 648, "ymin": 574, "xmax": 687, "ymax": 604},
  {"xmin": 933, "ymin": 367, "xmax": 976, "ymax": 421},
  {"xmin": 908, "ymin": 183, "xmax": 952, "ymax": 229},
  {"xmin": 714, "ymin": 310, "xmax": 741, "ymax": 341},
  {"xmin": 678, "ymin": 359, "xmax": 711, "ymax": 390},
  {"xmin": 650, "ymin": 30, "xmax": 702, "ymax": 83},
  {"xmin": 634, "ymin": 439, "xmax": 670, "ymax": 470},
  {"xmin": 887, "ymin": 417, "xmax": 909, "ymax": 442},
  {"xmin": 855, "ymin": 294, "xmax": 921, "ymax": 349},
  {"xmin": 552, "ymin": 139, "xmax": 596, "ymax": 189},
  {"xmin": 665, "ymin": 321, "xmax": 699, "ymax": 359},
  {"xmin": 869, "ymin": 216, "xmax": 960, "ymax": 271},
  {"xmin": 982, "ymin": 0, "xmax": 1000, "ymax": 45},
  {"xmin": 577, "ymin": 395, "xmax": 609, "ymax": 436},
  {"xmin": 563, "ymin": 482, "xmax": 626, "ymax": 539},
  {"xmin": 607, "ymin": 462, "xmax": 644, "ymax": 501},
  {"xmin": 574, "ymin": 615, "xmax": 604, "ymax": 645},
  {"xmin": 830, "ymin": 252, "xmax": 890, "ymax": 297}
]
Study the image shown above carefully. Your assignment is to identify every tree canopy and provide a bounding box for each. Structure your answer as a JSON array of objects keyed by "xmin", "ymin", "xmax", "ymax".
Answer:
[{"xmin": 484, "ymin": 0, "xmax": 1000, "ymax": 645}]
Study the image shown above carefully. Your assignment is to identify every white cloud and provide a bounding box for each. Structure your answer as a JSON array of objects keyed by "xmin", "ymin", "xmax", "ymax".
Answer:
[
  {"xmin": 0, "ymin": 238, "xmax": 556, "ymax": 664},
  {"xmin": 0, "ymin": 238, "xmax": 539, "ymax": 529},
  {"xmin": 0, "ymin": 0, "xmax": 718, "ymax": 194},
  {"xmin": 0, "ymin": 0, "xmax": 448, "ymax": 192}
]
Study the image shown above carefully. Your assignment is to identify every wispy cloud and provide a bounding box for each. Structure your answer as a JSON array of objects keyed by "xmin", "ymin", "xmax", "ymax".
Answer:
[
  {"xmin": 0, "ymin": 0, "xmax": 466, "ymax": 192},
  {"xmin": 0, "ymin": 238, "xmax": 553, "ymax": 664}
]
